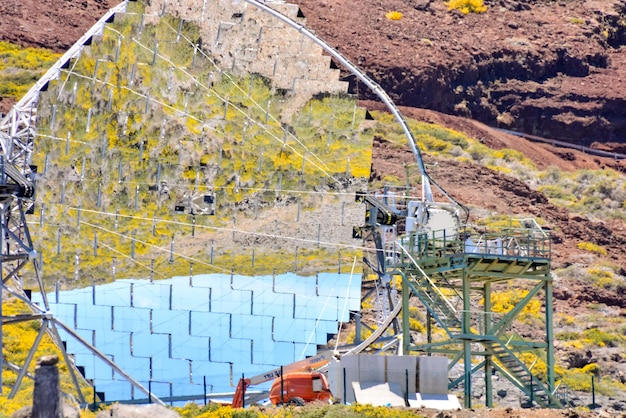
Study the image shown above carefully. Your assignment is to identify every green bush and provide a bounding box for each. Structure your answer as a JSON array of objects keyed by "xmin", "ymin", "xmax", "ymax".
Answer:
[
  {"xmin": 555, "ymin": 331, "xmax": 580, "ymax": 341},
  {"xmin": 583, "ymin": 327, "xmax": 623, "ymax": 348},
  {"xmin": 536, "ymin": 184, "xmax": 575, "ymax": 202},
  {"xmin": 467, "ymin": 143, "xmax": 489, "ymax": 162}
]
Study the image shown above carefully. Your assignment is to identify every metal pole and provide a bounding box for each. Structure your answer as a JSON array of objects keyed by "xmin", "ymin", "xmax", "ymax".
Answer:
[
  {"xmin": 241, "ymin": 373, "xmax": 246, "ymax": 409},
  {"xmin": 484, "ymin": 281, "xmax": 493, "ymax": 408},
  {"xmin": 546, "ymin": 278, "xmax": 556, "ymax": 398},
  {"xmin": 463, "ymin": 269, "xmax": 472, "ymax": 409},
  {"xmin": 404, "ymin": 369, "xmax": 409, "ymax": 406},
  {"xmin": 426, "ymin": 311, "xmax": 432, "ymax": 355},
  {"xmin": 343, "ymin": 367, "xmax": 346, "ymax": 405},
  {"xmin": 280, "ymin": 366, "xmax": 284, "ymax": 404},
  {"xmin": 401, "ymin": 272, "xmax": 410, "ymax": 354},
  {"xmin": 592, "ymin": 376, "xmax": 595, "ymax": 408}
]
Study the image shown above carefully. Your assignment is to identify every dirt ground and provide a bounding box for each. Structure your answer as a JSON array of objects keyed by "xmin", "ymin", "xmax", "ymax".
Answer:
[{"xmin": 415, "ymin": 406, "xmax": 624, "ymax": 418}]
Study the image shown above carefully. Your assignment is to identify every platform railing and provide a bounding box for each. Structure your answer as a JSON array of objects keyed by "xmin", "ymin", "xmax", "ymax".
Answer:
[{"xmin": 397, "ymin": 225, "xmax": 551, "ymax": 262}]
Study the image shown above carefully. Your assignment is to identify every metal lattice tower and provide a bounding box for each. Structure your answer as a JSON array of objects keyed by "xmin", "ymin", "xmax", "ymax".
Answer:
[
  {"xmin": 355, "ymin": 183, "xmax": 558, "ymax": 408},
  {"xmin": 384, "ymin": 214, "xmax": 559, "ymax": 408}
]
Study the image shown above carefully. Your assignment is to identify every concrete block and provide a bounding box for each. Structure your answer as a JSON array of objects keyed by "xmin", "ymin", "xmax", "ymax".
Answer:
[
  {"xmin": 358, "ymin": 354, "xmax": 385, "ymax": 383},
  {"xmin": 387, "ymin": 355, "xmax": 417, "ymax": 394},
  {"xmin": 352, "ymin": 381, "xmax": 406, "ymax": 407},
  {"xmin": 327, "ymin": 357, "xmax": 342, "ymax": 403},
  {"xmin": 408, "ymin": 393, "xmax": 462, "ymax": 410},
  {"xmin": 418, "ymin": 356, "xmax": 448, "ymax": 394},
  {"xmin": 334, "ymin": 354, "xmax": 359, "ymax": 404}
]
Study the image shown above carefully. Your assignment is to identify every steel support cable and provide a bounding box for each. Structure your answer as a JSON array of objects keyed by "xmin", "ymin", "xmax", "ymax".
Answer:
[
  {"xmin": 0, "ymin": 2, "xmax": 128, "ymax": 157},
  {"xmin": 35, "ymin": 207, "xmax": 369, "ymax": 283},
  {"xmin": 36, "ymin": 174, "xmax": 374, "ymax": 199},
  {"xmin": 59, "ymin": 49, "xmax": 343, "ymax": 188},
  {"xmin": 79, "ymin": 220, "xmax": 367, "ymax": 285},
  {"xmin": 54, "ymin": 318, "xmax": 164, "ymax": 406},
  {"xmin": 396, "ymin": 241, "xmax": 458, "ymax": 315},
  {"xmin": 93, "ymin": 240, "xmax": 170, "ymax": 280}
]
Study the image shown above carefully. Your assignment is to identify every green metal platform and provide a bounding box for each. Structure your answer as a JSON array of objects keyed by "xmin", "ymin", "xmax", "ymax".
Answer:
[{"xmin": 392, "ymin": 225, "xmax": 559, "ymax": 408}]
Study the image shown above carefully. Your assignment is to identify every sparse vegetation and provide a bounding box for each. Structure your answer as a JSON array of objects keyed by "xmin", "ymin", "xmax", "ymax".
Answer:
[
  {"xmin": 385, "ymin": 11, "xmax": 403, "ymax": 21},
  {"xmin": 26, "ymin": 1, "xmax": 372, "ymax": 287},
  {"xmin": 586, "ymin": 266, "xmax": 614, "ymax": 289},
  {"xmin": 487, "ymin": 289, "xmax": 541, "ymax": 323},
  {"xmin": 172, "ymin": 402, "xmax": 429, "ymax": 417},
  {"xmin": 0, "ymin": 41, "xmax": 60, "ymax": 101},
  {"xmin": 3, "ymin": 0, "xmax": 626, "ymax": 413},
  {"xmin": 446, "ymin": 0, "xmax": 487, "ymax": 14},
  {"xmin": 577, "ymin": 241, "xmax": 608, "ymax": 256},
  {"xmin": 0, "ymin": 299, "xmax": 94, "ymax": 417},
  {"xmin": 561, "ymin": 364, "xmax": 626, "ymax": 396}
]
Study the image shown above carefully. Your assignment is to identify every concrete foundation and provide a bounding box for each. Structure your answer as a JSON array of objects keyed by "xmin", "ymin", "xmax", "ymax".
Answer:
[{"xmin": 330, "ymin": 354, "xmax": 450, "ymax": 406}]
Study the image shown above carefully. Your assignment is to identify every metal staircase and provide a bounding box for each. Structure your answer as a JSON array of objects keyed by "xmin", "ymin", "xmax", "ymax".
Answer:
[
  {"xmin": 389, "ymin": 223, "xmax": 557, "ymax": 409},
  {"xmin": 482, "ymin": 336, "xmax": 560, "ymax": 407},
  {"xmin": 402, "ymin": 271, "xmax": 462, "ymax": 337},
  {"xmin": 398, "ymin": 242, "xmax": 559, "ymax": 407}
]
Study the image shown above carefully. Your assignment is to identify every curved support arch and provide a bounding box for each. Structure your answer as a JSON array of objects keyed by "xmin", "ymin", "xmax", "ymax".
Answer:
[{"xmin": 244, "ymin": 0, "xmax": 464, "ymax": 208}]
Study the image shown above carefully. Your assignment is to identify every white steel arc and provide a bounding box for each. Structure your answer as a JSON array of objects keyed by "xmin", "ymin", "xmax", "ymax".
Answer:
[{"xmin": 244, "ymin": 0, "xmax": 444, "ymax": 203}]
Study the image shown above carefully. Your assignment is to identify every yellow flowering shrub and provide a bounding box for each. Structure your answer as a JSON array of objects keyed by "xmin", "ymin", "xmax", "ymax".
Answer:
[
  {"xmin": 577, "ymin": 241, "xmax": 608, "ymax": 256},
  {"xmin": 385, "ymin": 11, "xmax": 403, "ymax": 20},
  {"xmin": 446, "ymin": 0, "xmax": 487, "ymax": 14},
  {"xmin": 488, "ymin": 289, "xmax": 541, "ymax": 322}
]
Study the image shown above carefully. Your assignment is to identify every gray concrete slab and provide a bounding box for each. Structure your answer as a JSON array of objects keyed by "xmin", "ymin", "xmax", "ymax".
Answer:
[
  {"xmin": 352, "ymin": 381, "xmax": 406, "ymax": 407},
  {"xmin": 358, "ymin": 354, "xmax": 385, "ymax": 383},
  {"xmin": 387, "ymin": 355, "xmax": 417, "ymax": 394},
  {"xmin": 408, "ymin": 393, "xmax": 462, "ymax": 410},
  {"xmin": 338, "ymin": 354, "xmax": 359, "ymax": 404},
  {"xmin": 418, "ymin": 356, "xmax": 448, "ymax": 394}
]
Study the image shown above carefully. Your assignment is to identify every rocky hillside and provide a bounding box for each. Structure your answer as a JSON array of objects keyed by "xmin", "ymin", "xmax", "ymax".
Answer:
[
  {"xmin": 4, "ymin": 0, "xmax": 626, "ymax": 153},
  {"xmin": 292, "ymin": 0, "xmax": 626, "ymax": 152}
]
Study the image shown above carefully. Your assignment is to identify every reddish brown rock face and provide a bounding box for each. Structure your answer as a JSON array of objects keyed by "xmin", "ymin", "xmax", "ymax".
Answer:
[{"xmin": 291, "ymin": 0, "xmax": 626, "ymax": 149}]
